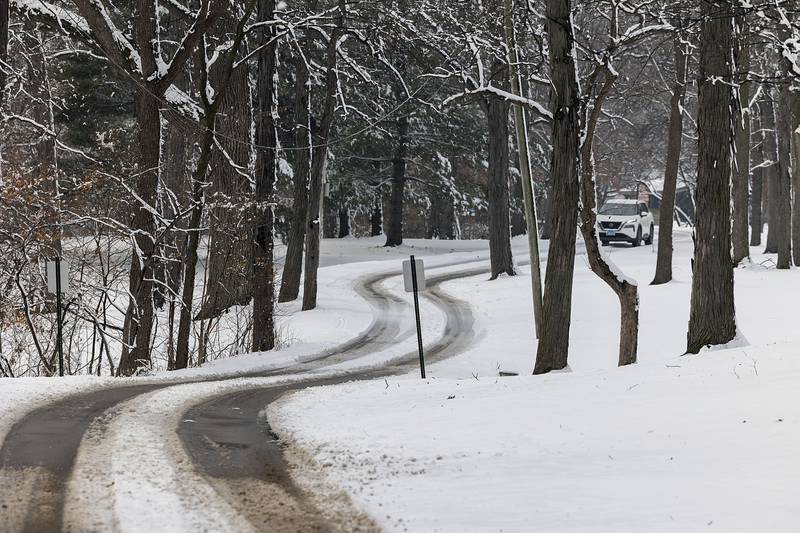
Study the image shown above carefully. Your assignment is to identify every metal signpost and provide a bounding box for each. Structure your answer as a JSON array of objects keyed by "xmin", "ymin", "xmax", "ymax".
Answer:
[
  {"xmin": 402, "ymin": 255, "xmax": 426, "ymax": 378},
  {"xmin": 46, "ymin": 258, "xmax": 68, "ymax": 377}
]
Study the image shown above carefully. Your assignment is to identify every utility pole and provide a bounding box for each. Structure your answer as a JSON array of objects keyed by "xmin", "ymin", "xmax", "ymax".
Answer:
[{"xmin": 503, "ymin": 0, "xmax": 544, "ymax": 337}]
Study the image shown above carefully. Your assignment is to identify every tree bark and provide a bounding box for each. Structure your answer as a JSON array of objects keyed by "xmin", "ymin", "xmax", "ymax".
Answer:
[
  {"xmin": 384, "ymin": 114, "xmax": 408, "ymax": 247},
  {"xmin": 731, "ymin": 15, "xmax": 751, "ymax": 265},
  {"xmin": 484, "ymin": 65, "xmax": 515, "ymax": 279},
  {"xmin": 370, "ymin": 189, "xmax": 383, "ymax": 236},
  {"xmin": 337, "ymin": 207, "xmax": 350, "ymax": 238},
  {"xmin": 750, "ymin": 109, "xmax": 764, "ymax": 246},
  {"xmin": 198, "ymin": 7, "xmax": 255, "ymax": 319},
  {"xmin": 687, "ymin": 0, "xmax": 736, "ymax": 354},
  {"xmin": 750, "ymin": 155, "xmax": 764, "ymax": 246},
  {"xmin": 252, "ymin": 0, "xmax": 278, "ymax": 351},
  {"xmin": 792, "ymin": 93, "xmax": 800, "ymax": 265},
  {"xmin": 117, "ymin": 89, "xmax": 160, "ymax": 376},
  {"xmin": 762, "ymin": 92, "xmax": 780, "ymax": 254},
  {"xmin": 175, "ymin": 2, "xmax": 254, "ymax": 369},
  {"xmin": 175, "ymin": 126, "xmax": 213, "ymax": 370},
  {"xmin": 278, "ymin": 53, "xmax": 313, "ymax": 302},
  {"xmin": 776, "ymin": 81, "xmax": 793, "ymax": 269},
  {"xmin": 534, "ymin": 0, "xmax": 580, "ymax": 374},
  {"xmin": 302, "ymin": 0, "xmax": 344, "ymax": 311},
  {"xmin": 0, "ymin": 0, "xmax": 7, "ymax": 113},
  {"xmin": 652, "ymin": 29, "xmax": 689, "ymax": 285}
]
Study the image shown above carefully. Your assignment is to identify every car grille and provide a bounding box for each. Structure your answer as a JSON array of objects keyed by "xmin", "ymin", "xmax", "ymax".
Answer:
[{"xmin": 600, "ymin": 221, "xmax": 622, "ymax": 230}]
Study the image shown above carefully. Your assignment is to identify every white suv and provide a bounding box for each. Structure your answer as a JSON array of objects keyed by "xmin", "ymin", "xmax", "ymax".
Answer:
[{"xmin": 597, "ymin": 199, "xmax": 655, "ymax": 247}]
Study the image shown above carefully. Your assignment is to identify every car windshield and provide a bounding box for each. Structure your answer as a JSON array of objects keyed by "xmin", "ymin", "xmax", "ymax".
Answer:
[{"xmin": 599, "ymin": 203, "xmax": 638, "ymax": 216}]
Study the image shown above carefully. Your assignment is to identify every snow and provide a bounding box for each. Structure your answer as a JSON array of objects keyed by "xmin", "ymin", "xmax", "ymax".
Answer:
[{"xmin": 270, "ymin": 230, "xmax": 800, "ymax": 531}]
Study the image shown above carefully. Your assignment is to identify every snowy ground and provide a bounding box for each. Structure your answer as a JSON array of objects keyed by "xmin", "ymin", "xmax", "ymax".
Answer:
[{"xmin": 271, "ymin": 230, "xmax": 800, "ymax": 532}]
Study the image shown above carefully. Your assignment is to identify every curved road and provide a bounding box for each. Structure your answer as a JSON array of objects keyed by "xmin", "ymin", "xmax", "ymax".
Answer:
[{"xmin": 0, "ymin": 260, "xmax": 487, "ymax": 531}]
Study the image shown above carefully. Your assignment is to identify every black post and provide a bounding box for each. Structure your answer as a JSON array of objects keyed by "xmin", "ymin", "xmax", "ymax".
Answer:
[
  {"xmin": 410, "ymin": 255, "xmax": 425, "ymax": 378},
  {"xmin": 55, "ymin": 256, "xmax": 64, "ymax": 377}
]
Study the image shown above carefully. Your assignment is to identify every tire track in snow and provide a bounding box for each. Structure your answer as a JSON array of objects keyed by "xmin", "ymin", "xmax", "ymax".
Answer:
[
  {"xmin": 175, "ymin": 265, "xmax": 487, "ymax": 531},
  {"xmin": 0, "ymin": 259, "xmax": 480, "ymax": 531}
]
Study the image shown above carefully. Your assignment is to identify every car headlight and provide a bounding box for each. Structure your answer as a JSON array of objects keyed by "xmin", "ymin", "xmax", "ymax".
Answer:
[{"xmin": 622, "ymin": 218, "xmax": 638, "ymax": 229}]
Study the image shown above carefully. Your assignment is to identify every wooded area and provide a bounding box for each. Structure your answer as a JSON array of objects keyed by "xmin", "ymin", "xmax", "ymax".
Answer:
[{"xmin": 0, "ymin": 0, "xmax": 798, "ymax": 377}]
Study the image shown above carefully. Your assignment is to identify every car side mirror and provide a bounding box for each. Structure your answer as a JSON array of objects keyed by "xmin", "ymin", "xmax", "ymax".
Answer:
[{"xmin": 640, "ymin": 212, "xmax": 647, "ymax": 217}]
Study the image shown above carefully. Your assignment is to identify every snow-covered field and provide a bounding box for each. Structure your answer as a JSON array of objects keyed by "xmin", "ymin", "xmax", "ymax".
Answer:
[{"xmin": 271, "ymin": 231, "xmax": 800, "ymax": 532}]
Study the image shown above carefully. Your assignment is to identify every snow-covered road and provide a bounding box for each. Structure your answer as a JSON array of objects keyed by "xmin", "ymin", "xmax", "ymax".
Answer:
[{"xmin": 0, "ymin": 237, "xmax": 511, "ymax": 531}]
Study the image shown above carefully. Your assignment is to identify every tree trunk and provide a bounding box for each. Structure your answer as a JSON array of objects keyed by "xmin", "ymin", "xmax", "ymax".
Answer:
[
  {"xmin": 776, "ymin": 81, "xmax": 793, "ymax": 269},
  {"xmin": 175, "ymin": 127, "xmax": 213, "ymax": 370},
  {"xmin": 427, "ymin": 185, "xmax": 456, "ymax": 240},
  {"xmin": 278, "ymin": 54, "xmax": 312, "ymax": 303},
  {"xmin": 370, "ymin": 189, "xmax": 383, "ymax": 236},
  {"xmin": 762, "ymin": 92, "xmax": 780, "ymax": 254},
  {"xmin": 750, "ymin": 107, "xmax": 764, "ymax": 246},
  {"xmin": 534, "ymin": 0, "xmax": 580, "ymax": 374},
  {"xmin": 0, "ymin": 0, "xmax": 7, "ymax": 113},
  {"xmin": 384, "ymin": 115, "xmax": 408, "ymax": 247},
  {"xmin": 484, "ymin": 77, "xmax": 515, "ymax": 279},
  {"xmin": 161, "ymin": 118, "xmax": 190, "ymax": 369},
  {"xmin": 323, "ymin": 196, "xmax": 337, "ymax": 238},
  {"xmin": 175, "ymin": 3, "xmax": 254, "ymax": 368},
  {"xmin": 252, "ymin": 0, "xmax": 278, "ymax": 352},
  {"xmin": 302, "ymin": 0, "xmax": 344, "ymax": 311},
  {"xmin": 652, "ymin": 29, "xmax": 689, "ymax": 285},
  {"xmin": 337, "ymin": 207, "xmax": 350, "ymax": 238},
  {"xmin": 198, "ymin": 9, "xmax": 254, "ymax": 319},
  {"xmin": 687, "ymin": 0, "xmax": 736, "ymax": 354},
  {"xmin": 118, "ymin": 89, "xmax": 160, "ymax": 375},
  {"xmin": 731, "ymin": 16, "xmax": 751, "ymax": 265},
  {"xmin": 792, "ymin": 93, "xmax": 800, "ymax": 265}
]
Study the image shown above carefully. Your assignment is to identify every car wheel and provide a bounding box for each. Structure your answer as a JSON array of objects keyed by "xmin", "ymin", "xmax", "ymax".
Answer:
[
  {"xmin": 632, "ymin": 226, "xmax": 642, "ymax": 247},
  {"xmin": 644, "ymin": 223, "xmax": 654, "ymax": 245}
]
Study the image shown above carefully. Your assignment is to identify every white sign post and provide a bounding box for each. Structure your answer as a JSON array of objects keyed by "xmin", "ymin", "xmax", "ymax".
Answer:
[
  {"xmin": 46, "ymin": 258, "xmax": 68, "ymax": 377},
  {"xmin": 46, "ymin": 260, "xmax": 69, "ymax": 295},
  {"xmin": 402, "ymin": 256, "xmax": 426, "ymax": 378}
]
